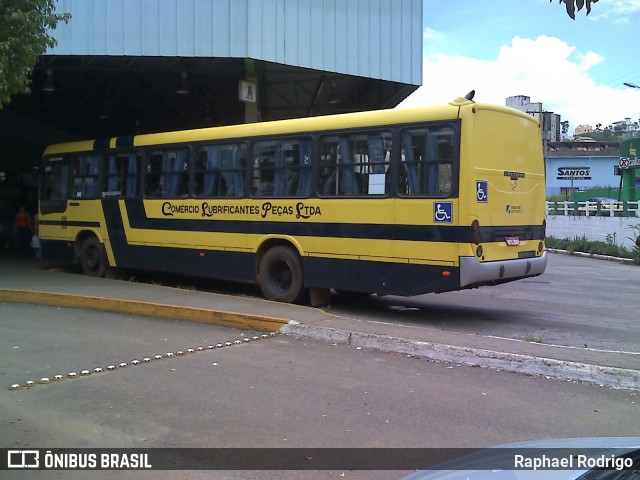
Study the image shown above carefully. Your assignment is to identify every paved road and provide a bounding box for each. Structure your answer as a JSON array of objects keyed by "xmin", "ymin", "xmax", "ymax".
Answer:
[
  {"xmin": 122, "ymin": 253, "xmax": 640, "ymax": 353},
  {"xmin": 2, "ymin": 303, "xmax": 639, "ymax": 480},
  {"xmin": 327, "ymin": 254, "xmax": 640, "ymax": 352}
]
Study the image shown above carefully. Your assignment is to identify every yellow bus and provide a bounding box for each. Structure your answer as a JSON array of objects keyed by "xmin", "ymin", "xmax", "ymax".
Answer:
[{"xmin": 39, "ymin": 94, "xmax": 547, "ymax": 304}]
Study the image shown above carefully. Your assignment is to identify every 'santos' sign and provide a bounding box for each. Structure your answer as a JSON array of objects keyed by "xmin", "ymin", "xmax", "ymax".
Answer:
[{"xmin": 557, "ymin": 166, "xmax": 591, "ymax": 180}]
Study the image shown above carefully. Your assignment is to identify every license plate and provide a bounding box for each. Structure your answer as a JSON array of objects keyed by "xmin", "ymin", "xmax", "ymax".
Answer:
[{"xmin": 505, "ymin": 237, "xmax": 520, "ymax": 246}]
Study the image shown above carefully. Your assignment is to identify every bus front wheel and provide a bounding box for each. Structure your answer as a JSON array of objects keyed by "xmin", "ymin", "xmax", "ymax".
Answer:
[
  {"xmin": 80, "ymin": 237, "xmax": 107, "ymax": 278},
  {"xmin": 258, "ymin": 246, "xmax": 305, "ymax": 303}
]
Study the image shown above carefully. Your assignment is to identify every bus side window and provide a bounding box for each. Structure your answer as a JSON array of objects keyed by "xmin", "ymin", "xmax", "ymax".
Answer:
[
  {"xmin": 222, "ymin": 143, "xmax": 246, "ymax": 197},
  {"xmin": 102, "ymin": 156, "xmax": 122, "ymax": 197},
  {"xmin": 319, "ymin": 131, "xmax": 391, "ymax": 196},
  {"xmin": 165, "ymin": 149, "xmax": 189, "ymax": 197},
  {"xmin": 195, "ymin": 143, "xmax": 246, "ymax": 198},
  {"xmin": 103, "ymin": 153, "xmax": 140, "ymax": 198},
  {"xmin": 399, "ymin": 126, "xmax": 456, "ymax": 197},
  {"xmin": 145, "ymin": 152, "xmax": 163, "ymax": 197},
  {"xmin": 252, "ymin": 139, "xmax": 310, "ymax": 198},
  {"xmin": 145, "ymin": 149, "xmax": 189, "ymax": 197},
  {"xmin": 42, "ymin": 159, "xmax": 69, "ymax": 201},
  {"xmin": 72, "ymin": 155, "xmax": 101, "ymax": 199},
  {"xmin": 124, "ymin": 153, "xmax": 141, "ymax": 197}
]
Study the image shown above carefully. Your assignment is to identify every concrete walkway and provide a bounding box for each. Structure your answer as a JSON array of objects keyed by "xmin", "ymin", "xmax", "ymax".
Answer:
[{"xmin": 1, "ymin": 254, "xmax": 639, "ymax": 390}]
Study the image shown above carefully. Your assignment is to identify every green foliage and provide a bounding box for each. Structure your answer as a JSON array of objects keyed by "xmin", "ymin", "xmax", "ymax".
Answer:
[
  {"xmin": 524, "ymin": 332, "xmax": 546, "ymax": 344},
  {"xmin": 630, "ymin": 224, "xmax": 640, "ymax": 252},
  {"xmin": 546, "ymin": 231, "xmax": 640, "ymax": 265},
  {"xmin": 551, "ymin": 0, "xmax": 599, "ymax": 19},
  {"xmin": 0, "ymin": 0, "xmax": 70, "ymax": 108},
  {"xmin": 546, "ymin": 193, "xmax": 568, "ymax": 202}
]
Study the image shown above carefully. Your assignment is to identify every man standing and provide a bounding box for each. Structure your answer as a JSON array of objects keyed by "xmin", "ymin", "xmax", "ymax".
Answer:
[{"xmin": 14, "ymin": 206, "xmax": 32, "ymax": 254}]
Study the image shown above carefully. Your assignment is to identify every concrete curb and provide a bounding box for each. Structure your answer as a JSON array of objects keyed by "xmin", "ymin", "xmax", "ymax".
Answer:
[
  {"xmin": 547, "ymin": 248, "xmax": 636, "ymax": 265},
  {"xmin": 0, "ymin": 289, "xmax": 287, "ymax": 332},
  {"xmin": 281, "ymin": 323, "xmax": 640, "ymax": 391},
  {"xmin": 3, "ymin": 286, "xmax": 639, "ymax": 391}
]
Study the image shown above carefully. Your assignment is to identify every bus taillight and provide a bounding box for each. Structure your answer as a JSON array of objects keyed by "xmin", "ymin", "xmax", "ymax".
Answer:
[{"xmin": 471, "ymin": 220, "xmax": 481, "ymax": 245}]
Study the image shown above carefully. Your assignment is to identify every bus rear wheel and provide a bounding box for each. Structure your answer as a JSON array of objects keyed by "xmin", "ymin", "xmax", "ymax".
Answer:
[
  {"xmin": 80, "ymin": 237, "xmax": 107, "ymax": 277},
  {"xmin": 258, "ymin": 246, "xmax": 305, "ymax": 303}
]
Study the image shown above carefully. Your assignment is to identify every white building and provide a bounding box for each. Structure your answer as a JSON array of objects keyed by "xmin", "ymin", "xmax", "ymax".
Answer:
[{"xmin": 506, "ymin": 95, "xmax": 562, "ymax": 142}]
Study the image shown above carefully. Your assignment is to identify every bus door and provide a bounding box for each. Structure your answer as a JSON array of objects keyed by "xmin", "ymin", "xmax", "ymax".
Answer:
[
  {"xmin": 61, "ymin": 153, "xmax": 104, "ymax": 236},
  {"xmin": 40, "ymin": 155, "xmax": 71, "ymax": 216},
  {"xmin": 101, "ymin": 152, "xmax": 143, "ymax": 261},
  {"xmin": 39, "ymin": 155, "xmax": 74, "ymax": 259}
]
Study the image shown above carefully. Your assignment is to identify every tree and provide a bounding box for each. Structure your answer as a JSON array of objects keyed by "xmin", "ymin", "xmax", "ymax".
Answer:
[
  {"xmin": 551, "ymin": 0, "xmax": 599, "ymax": 20},
  {"xmin": 0, "ymin": 0, "xmax": 70, "ymax": 109}
]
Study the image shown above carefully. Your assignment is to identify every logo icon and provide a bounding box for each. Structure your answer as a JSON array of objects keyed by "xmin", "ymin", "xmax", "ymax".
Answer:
[
  {"xmin": 8, "ymin": 450, "xmax": 40, "ymax": 469},
  {"xmin": 476, "ymin": 181, "xmax": 488, "ymax": 203},
  {"xmin": 619, "ymin": 157, "xmax": 630, "ymax": 170},
  {"xmin": 434, "ymin": 202, "xmax": 453, "ymax": 223},
  {"xmin": 506, "ymin": 205, "xmax": 522, "ymax": 214}
]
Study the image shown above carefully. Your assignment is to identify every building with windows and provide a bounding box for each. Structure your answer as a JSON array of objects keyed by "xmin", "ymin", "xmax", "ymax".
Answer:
[
  {"xmin": 574, "ymin": 125, "xmax": 594, "ymax": 137},
  {"xmin": 506, "ymin": 95, "xmax": 561, "ymax": 142},
  {"xmin": 545, "ymin": 141, "xmax": 624, "ymax": 198}
]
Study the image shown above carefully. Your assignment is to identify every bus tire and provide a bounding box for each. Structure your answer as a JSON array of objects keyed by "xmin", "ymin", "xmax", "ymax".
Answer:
[
  {"xmin": 80, "ymin": 237, "xmax": 107, "ymax": 278},
  {"xmin": 258, "ymin": 246, "xmax": 305, "ymax": 303}
]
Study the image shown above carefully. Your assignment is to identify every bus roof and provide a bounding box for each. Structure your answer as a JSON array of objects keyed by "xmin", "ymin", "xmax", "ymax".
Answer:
[{"xmin": 43, "ymin": 99, "xmax": 535, "ymax": 155}]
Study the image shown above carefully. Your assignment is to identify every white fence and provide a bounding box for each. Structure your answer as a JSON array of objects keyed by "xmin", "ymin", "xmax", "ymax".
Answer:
[
  {"xmin": 546, "ymin": 201, "xmax": 640, "ymax": 249},
  {"xmin": 546, "ymin": 200, "xmax": 640, "ymax": 218}
]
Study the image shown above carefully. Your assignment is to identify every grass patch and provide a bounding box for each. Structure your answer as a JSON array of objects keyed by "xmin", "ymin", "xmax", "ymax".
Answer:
[
  {"xmin": 524, "ymin": 332, "xmax": 546, "ymax": 344},
  {"xmin": 546, "ymin": 232, "xmax": 640, "ymax": 265}
]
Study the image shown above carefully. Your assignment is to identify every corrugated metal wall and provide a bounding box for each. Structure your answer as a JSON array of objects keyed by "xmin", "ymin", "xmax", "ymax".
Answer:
[{"xmin": 51, "ymin": 0, "xmax": 422, "ymax": 85}]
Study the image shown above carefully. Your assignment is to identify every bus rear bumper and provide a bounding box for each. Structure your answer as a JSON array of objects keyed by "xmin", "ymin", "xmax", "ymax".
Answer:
[{"xmin": 459, "ymin": 251, "xmax": 547, "ymax": 288}]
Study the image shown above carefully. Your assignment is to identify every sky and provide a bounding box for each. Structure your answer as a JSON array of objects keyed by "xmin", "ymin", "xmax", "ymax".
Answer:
[{"xmin": 398, "ymin": 0, "xmax": 640, "ymax": 135}]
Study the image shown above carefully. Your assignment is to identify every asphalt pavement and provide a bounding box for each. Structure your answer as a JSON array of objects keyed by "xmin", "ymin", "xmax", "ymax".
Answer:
[{"xmin": 1, "ymin": 252, "xmax": 639, "ymax": 390}]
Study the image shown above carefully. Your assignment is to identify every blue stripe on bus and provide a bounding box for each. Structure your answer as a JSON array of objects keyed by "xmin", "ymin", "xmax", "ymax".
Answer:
[
  {"xmin": 40, "ymin": 220, "xmax": 101, "ymax": 228},
  {"xmin": 122, "ymin": 199, "xmax": 471, "ymax": 242},
  {"xmin": 39, "ymin": 200, "xmax": 543, "ymax": 246},
  {"xmin": 122, "ymin": 199, "xmax": 543, "ymax": 243}
]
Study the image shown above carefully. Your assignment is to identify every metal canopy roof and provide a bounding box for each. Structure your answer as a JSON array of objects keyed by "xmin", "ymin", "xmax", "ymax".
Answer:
[
  {"xmin": 0, "ymin": 57, "xmax": 415, "ymax": 163},
  {"xmin": 0, "ymin": 0, "xmax": 422, "ymax": 172}
]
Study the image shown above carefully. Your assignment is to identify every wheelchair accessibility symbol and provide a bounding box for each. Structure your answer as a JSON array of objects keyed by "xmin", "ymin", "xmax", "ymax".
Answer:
[
  {"xmin": 434, "ymin": 202, "xmax": 453, "ymax": 223},
  {"xmin": 476, "ymin": 180, "xmax": 488, "ymax": 203}
]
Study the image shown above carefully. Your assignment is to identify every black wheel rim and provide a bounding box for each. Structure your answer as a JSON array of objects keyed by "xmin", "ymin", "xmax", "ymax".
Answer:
[
  {"xmin": 268, "ymin": 259, "xmax": 292, "ymax": 293},
  {"xmin": 85, "ymin": 247, "xmax": 101, "ymax": 272}
]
